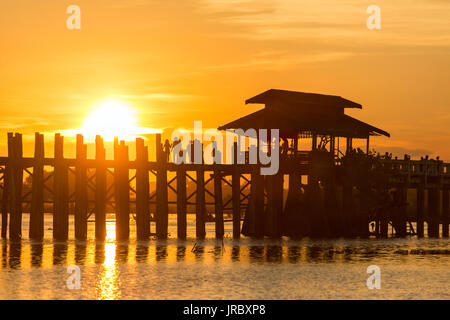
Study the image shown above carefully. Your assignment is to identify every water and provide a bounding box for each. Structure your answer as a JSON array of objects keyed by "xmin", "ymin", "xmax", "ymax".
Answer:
[{"xmin": 0, "ymin": 214, "xmax": 449, "ymax": 299}]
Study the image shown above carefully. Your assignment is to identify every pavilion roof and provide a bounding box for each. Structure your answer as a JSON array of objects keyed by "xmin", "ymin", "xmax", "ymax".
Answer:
[
  {"xmin": 218, "ymin": 90, "xmax": 390, "ymax": 138},
  {"xmin": 245, "ymin": 89, "xmax": 362, "ymax": 110}
]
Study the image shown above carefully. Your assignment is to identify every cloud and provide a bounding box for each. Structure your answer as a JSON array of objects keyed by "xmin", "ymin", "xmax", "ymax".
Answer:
[
  {"xmin": 202, "ymin": 51, "xmax": 353, "ymax": 71},
  {"xmin": 112, "ymin": 93, "xmax": 195, "ymax": 100}
]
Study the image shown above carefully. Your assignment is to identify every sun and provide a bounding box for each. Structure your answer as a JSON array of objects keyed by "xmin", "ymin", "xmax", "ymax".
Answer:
[{"xmin": 79, "ymin": 99, "xmax": 142, "ymax": 141}]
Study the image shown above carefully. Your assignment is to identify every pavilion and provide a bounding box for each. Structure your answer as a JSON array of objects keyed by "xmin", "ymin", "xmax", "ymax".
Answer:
[{"xmin": 218, "ymin": 89, "xmax": 390, "ymax": 156}]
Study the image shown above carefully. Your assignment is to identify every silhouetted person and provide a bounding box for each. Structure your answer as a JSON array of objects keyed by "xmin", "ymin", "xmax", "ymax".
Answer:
[
  {"xmin": 281, "ymin": 139, "xmax": 289, "ymax": 156},
  {"xmin": 164, "ymin": 139, "xmax": 171, "ymax": 162}
]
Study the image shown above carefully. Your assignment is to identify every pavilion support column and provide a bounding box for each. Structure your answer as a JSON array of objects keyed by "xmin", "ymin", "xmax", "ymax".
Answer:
[
  {"xmin": 330, "ymin": 136, "xmax": 335, "ymax": 158},
  {"xmin": 293, "ymin": 136, "xmax": 298, "ymax": 155},
  {"xmin": 366, "ymin": 136, "xmax": 370, "ymax": 155},
  {"xmin": 346, "ymin": 137, "xmax": 353, "ymax": 155},
  {"xmin": 312, "ymin": 133, "xmax": 317, "ymax": 151}
]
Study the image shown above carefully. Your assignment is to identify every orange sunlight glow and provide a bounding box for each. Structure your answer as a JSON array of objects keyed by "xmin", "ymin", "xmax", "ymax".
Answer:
[{"xmin": 67, "ymin": 98, "xmax": 161, "ymax": 141}]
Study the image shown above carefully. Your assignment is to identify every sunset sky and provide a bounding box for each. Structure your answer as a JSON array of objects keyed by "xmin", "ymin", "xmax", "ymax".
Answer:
[{"xmin": 1, "ymin": 0, "xmax": 449, "ymax": 159}]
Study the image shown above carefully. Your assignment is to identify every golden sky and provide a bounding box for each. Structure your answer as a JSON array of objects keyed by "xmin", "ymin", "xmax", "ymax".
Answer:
[{"xmin": 1, "ymin": 0, "xmax": 449, "ymax": 159}]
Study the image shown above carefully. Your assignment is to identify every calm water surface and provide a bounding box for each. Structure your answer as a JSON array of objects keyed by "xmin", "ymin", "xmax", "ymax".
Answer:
[{"xmin": 0, "ymin": 214, "xmax": 449, "ymax": 299}]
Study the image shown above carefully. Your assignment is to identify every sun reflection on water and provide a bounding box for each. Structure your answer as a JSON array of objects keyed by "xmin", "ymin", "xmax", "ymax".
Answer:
[{"xmin": 96, "ymin": 220, "xmax": 121, "ymax": 300}]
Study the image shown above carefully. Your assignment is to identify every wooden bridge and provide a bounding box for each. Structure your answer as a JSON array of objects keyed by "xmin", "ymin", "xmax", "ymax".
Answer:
[{"xmin": 0, "ymin": 131, "xmax": 449, "ymax": 242}]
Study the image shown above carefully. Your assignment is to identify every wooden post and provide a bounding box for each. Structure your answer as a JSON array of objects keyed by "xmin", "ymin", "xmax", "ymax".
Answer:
[
  {"xmin": 366, "ymin": 136, "xmax": 370, "ymax": 155},
  {"xmin": 416, "ymin": 184, "xmax": 425, "ymax": 237},
  {"xmin": 342, "ymin": 183, "xmax": 353, "ymax": 237},
  {"xmin": 346, "ymin": 137, "xmax": 353, "ymax": 154},
  {"xmin": 1, "ymin": 153, "xmax": 8, "ymax": 238},
  {"xmin": 136, "ymin": 138, "xmax": 150, "ymax": 240},
  {"xmin": 214, "ymin": 170, "xmax": 224, "ymax": 239},
  {"xmin": 242, "ymin": 145, "xmax": 261, "ymax": 237},
  {"xmin": 8, "ymin": 133, "xmax": 23, "ymax": 240},
  {"xmin": 155, "ymin": 134, "xmax": 168, "ymax": 239},
  {"xmin": 196, "ymin": 141, "xmax": 206, "ymax": 239},
  {"xmin": 274, "ymin": 172, "xmax": 284, "ymax": 237},
  {"xmin": 232, "ymin": 142, "xmax": 241, "ymax": 239},
  {"xmin": 427, "ymin": 187, "xmax": 440, "ymax": 237},
  {"xmin": 330, "ymin": 136, "xmax": 335, "ymax": 158},
  {"xmin": 242, "ymin": 169, "xmax": 256, "ymax": 237},
  {"xmin": 252, "ymin": 175, "xmax": 265, "ymax": 239},
  {"xmin": 323, "ymin": 171, "xmax": 339, "ymax": 237},
  {"xmin": 95, "ymin": 135, "xmax": 106, "ymax": 240},
  {"xmin": 396, "ymin": 187, "xmax": 407, "ymax": 237},
  {"xmin": 115, "ymin": 140, "xmax": 130, "ymax": 240},
  {"xmin": 177, "ymin": 166, "xmax": 187, "ymax": 239},
  {"xmin": 443, "ymin": 186, "xmax": 449, "ymax": 237},
  {"xmin": 75, "ymin": 134, "xmax": 88, "ymax": 240},
  {"xmin": 30, "ymin": 133, "xmax": 44, "ymax": 240},
  {"xmin": 312, "ymin": 134, "xmax": 317, "ymax": 151},
  {"xmin": 53, "ymin": 133, "xmax": 69, "ymax": 240}
]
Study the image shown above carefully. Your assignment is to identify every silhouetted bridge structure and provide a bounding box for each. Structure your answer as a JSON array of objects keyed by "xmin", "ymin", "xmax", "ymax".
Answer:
[{"xmin": 1, "ymin": 90, "xmax": 449, "ymax": 241}]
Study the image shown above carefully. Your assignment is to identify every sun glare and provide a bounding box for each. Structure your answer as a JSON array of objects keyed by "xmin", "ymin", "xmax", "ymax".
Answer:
[
  {"xmin": 80, "ymin": 99, "xmax": 139, "ymax": 141},
  {"xmin": 73, "ymin": 98, "xmax": 160, "ymax": 141}
]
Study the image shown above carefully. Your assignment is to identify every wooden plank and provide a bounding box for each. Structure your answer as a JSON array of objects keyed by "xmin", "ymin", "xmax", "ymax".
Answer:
[
  {"xmin": 53, "ymin": 133, "xmax": 69, "ymax": 240},
  {"xmin": 29, "ymin": 133, "xmax": 44, "ymax": 240},
  {"xmin": 232, "ymin": 142, "xmax": 241, "ymax": 239},
  {"xmin": 115, "ymin": 140, "xmax": 130, "ymax": 240},
  {"xmin": 177, "ymin": 166, "xmax": 187, "ymax": 239},
  {"xmin": 155, "ymin": 134, "xmax": 169, "ymax": 239},
  {"xmin": 8, "ymin": 133, "xmax": 23, "ymax": 240},
  {"xmin": 95, "ymin": 135, "xmax": 106, "ymax": 240},
  {"xmin": 75, "ymin": 134, "xmax": 88, "ymax": 240},
  {"xmin": 136, "ymin": 138, "xmax": 150, "ymax": 240},
  {"xmin": 214, "ymin": 170, "xmax": 224, "ymax": 239}
]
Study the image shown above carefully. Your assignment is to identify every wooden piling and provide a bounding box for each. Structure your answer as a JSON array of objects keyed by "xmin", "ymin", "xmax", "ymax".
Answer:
[
  {"xmin": 29, "ymin": 133, "xmax": 44, "ymax": 240},
  {"xmin": 136, "ymin": 138, "xmax": 150, "ymax": 240},
  {"xmin": 232, "ymin": 142, "xmax": 241, "ymax": 239},
  {"xmin": 342, "ymin": 183, "xmax": 353, "ymax": 237},
  {"xmin": 213, "ymin": 170, "xmax": 224, "ymax": 239},
  {"xmin": 443, "ymin": 186, "xmax": 449, "ymax": 237},
  {"xmin": 396, "ymin": 187, "xmax": 407, "ymax": 237},
  {"xmin": 416, "ymin": 184, "xmax": 425, "ymax": 237},
  {"xmin": 155, "ymin": 134, "xmax": 169, "ymax": 239},
  {"xmin": 196, "ymin": 143, "xmax": 206, "ymax": 239},
  {"xmin": 95, "ymin": 135, "xmax": 106, "ymax": 240},
  {"xmin": 53, "ymin": 133, "xmax": 69, "ymax": 240},
  {"xmin": 254, "ymin": 171, "xmax": 265, "ymax": 238},
  {"xmin": 176, "ymin": 166, "xmax": 187, "ymax": 239},
  {"xmin": 323, "ymin": 171, "xmax": 339, "ymax": 237},
  {"xmin": 242, "ymin": 169, "xmax": 256, "ymax": 237},
  {"xmin": 1, "ymin": 159, "xmax": 8, "ymax": 239},
  {"xmin": 427, "ymin": 187, "xmax": 440, "ymax": 237},
  {"xmin": 274, "ymin": 173, "xmax": 284, "ymax": 237},
  {"xmin": 8, "ymin": 133, "xmax": 23, "ymax": 241},
  {"xmin": 75, "ymin": 134, "xmax": 88, "ymax": 240},
  {"xmin": 115, "ymin": 140, "xmax": 130, "ymax": 240}
]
